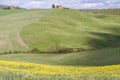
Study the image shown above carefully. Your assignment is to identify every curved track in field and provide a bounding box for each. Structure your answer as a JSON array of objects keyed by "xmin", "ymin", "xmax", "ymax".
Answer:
[{"xmin": 0, "ymin": 10, "xmax": 52, "ymax": 52}]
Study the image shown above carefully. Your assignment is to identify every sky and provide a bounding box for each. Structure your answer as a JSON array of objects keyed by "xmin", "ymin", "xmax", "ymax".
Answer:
[{"xmin": 0, "ymin": 0, "xmax": 120, "ymax": 9}]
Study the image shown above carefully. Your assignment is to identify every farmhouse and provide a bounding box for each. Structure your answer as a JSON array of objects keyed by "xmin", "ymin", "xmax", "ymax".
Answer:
[
  {"xmin": 52, "ymin": 4, "xmax": 63, "ymax": 9},
  {"xmin": 56, "ymin": 5, "xmax": 63, "ymax": 9},
  {"xmin": 52, "ymin": 4, "xmax": 70, "ymax": 9}
]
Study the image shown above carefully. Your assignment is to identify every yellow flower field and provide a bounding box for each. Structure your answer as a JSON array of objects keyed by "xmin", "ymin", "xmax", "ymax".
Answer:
[{"xmin": 0, "ymin": 60, "xmax": 119, "ymax": 79}]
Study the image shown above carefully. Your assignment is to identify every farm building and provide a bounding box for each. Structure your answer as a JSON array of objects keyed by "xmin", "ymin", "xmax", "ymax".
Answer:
[
  {"xmin": 52, "ymin": 4, "xmax": 63, "ymax": 9},
  {"xmin": 56, "ymin": 5, "xmax": 63, "ymax": 9}
]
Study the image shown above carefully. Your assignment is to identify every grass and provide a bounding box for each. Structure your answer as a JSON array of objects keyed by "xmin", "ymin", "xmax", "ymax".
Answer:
[
  {"xmin": 0, "ymin": 9, "xmax": 120, "ymax": 80},
  {"xmin": 85, "ymin": 8, "xmax": 120, "ymax": 15},
  {"xmin": 0, "ymin": 9, "xmax": 25, "ymax": 16},
  {"xmin": 0, "ymin": 72, "xmax": 81, "ymax": 80},
  {"xmin": 0, "ymin": 9, "xmax": 52, "ymax": 53},
  {"xmin": 0, "ymin": 47, "xmax": 119, "ymax": 66},
  {"xmin": 21, "ymin": 9, "xmax": 120, "ymax": 52},
  {"xmin": 0, "ymin": 73, "xmax": 119, "ymax": 80}
]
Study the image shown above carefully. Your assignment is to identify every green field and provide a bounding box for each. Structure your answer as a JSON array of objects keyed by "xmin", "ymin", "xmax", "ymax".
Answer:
[
  {"xmin": 0, "ymin": 9, "xmax": 52, "ymax": 52},
  {"xmin": 0, "ymin": 47, "xmax": 119, "ymax": 66},
  {"xmin": 0, "ymin": 10, "xmax": 25, "ymax": 16},
  {"xmin": 0, "ymin": 9, "xmax": 120, "ymax": 65},
  {"xmin": 85, "ymin": 8, "xmax": 120, "ymax": 15},
  {"xmin": 0, "ymin": 9, "xmax": 120, "ymax": 80},
  {"xmin": 21, "ymin": 9, "xmax": 120, "ymax": 52}
]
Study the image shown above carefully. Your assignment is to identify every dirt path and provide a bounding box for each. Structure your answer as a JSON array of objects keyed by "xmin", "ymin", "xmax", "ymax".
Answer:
[
  {"xmin": 16, "ymin": 31, "xmax": 29, "ymax": 49},
  {"xmin": 0, "ymin": 10, "xmax": 52, "ymax": 52}
]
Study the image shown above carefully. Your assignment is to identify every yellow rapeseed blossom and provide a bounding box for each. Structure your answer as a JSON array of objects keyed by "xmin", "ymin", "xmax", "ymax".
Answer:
[{"xmin": 0, "ymin": 60, "xmax": 119, "ymax": 78}]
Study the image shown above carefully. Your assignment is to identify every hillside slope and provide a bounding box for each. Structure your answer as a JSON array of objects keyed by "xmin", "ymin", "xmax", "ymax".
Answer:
[
  {"xmin": 0, "ymin": 47, "xmax": 119, "ymax": 66},
  {"xmin": 0, "ymin": 9, "xmax": 52, "ymax": 53},
  {"xmin": 0, "ymin": 5, "xmax": 7, "ymax": 9},
  {"xmin": 85, "ymin": 8, "xmax": 120, "ymax": 15},
  {"xmin": 0, "ymin": 10, "xmax": 24, "ymax": 16},
  {"xmin": 21, "ymin": 9, "xmax": 120, "ymax": 52}
]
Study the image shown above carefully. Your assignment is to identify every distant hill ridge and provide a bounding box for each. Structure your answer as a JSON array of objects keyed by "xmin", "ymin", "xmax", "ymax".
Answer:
[
  {"xmin": 83, "ymin": 8, "xmax": 120, "ymax": 15},
  {"xmin": 0, "ymin": 4, "xmax": 22, "ymax": 9},
  {"xmin": 0, "ymin": 4, "xmax": 8, "ymax": 9}
]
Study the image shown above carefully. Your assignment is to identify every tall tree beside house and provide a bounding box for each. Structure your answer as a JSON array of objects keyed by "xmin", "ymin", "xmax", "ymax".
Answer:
[{"xmin": 52, "ymin": 4, "xmax": 55, "ymax": 8}]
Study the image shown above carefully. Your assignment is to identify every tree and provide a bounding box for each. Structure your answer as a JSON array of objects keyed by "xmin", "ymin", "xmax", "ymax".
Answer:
[{"xmin": 52, "ymin": 4, "xmax": 55, "ymax": 8}]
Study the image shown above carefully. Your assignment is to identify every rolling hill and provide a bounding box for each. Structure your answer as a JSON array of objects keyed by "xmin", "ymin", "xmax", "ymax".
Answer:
[
  {"xmin": 0, "ymin": 9, "xmax": 120, "ymax": 80},
  {"xmin": 0, "ymin": 9, "xmax": 52, "ymax": 53},
  {"xmin": 21, "ymin": 9, "xmax": 120, "ymax": 52},
  {"xmin": 0, "ymin": 5, "xmax": 8, "ymax": 9},
  {"xmin": 84, "ymin": 8, "xmax": 120, "ymax": 15},
  {"xmin": 0, "ymin": 47, "xmax": 119, "ymax": 66},
  {"xmin": 0, "ymin": 9, "xmax": 119, "ymax": 66}
]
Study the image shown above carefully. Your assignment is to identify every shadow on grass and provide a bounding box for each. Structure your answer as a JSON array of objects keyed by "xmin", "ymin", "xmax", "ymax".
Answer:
[
  {"xmin": 56, "ymin": 48, "xmax": 120, "ymax": 66},
  {"xmin": 71, "ymin": 31, "xmax": 120, "ymax": 66},
  {"xmin": 55, "ymin": 31, "xmax": 120, "ymax": 66},
  {"xmin": 87, "ymin": 32, "xmax": 120, "ymax": 48}
]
